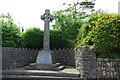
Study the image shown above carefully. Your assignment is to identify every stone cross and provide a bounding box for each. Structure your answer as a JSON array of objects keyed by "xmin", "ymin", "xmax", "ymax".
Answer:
[{"xmin": 41, "ymin": 9, "xmax": 54, "ymax": 50}]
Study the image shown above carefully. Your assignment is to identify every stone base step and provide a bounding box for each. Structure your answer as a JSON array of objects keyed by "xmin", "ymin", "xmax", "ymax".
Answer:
[
  {"xmin": 2, "ymin": 75, "xmax": 81, "ymax": 80},
  {"xmin": 2, "ymin": 70, "xmax": 79, "ymax": 77},
  {"xmin": 29, "ymin": 63, "xmax": 61, "ymax": 68},
  {"xmin": 2, "ymin": 67, "xmax": 80, "ymax": 80},
  {"xmin": 25, "ymin": 63, "xmax": 65, "ymax": 71},
  {"xmin": 2, "ymin": 67, "xmax": 80, "ymax": 78}
]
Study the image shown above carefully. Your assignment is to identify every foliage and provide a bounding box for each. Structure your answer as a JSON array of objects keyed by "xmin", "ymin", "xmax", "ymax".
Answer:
[
  {"xmin": 23, "ymin": 28, "xmax": 44, "ymax": 48},
  {"xmin": 76, "ymin": 12, "xmax": 108, "ymax": 47},
  {"xmin": 76, "ymin": 12, "xmax": 120, "ymax": 58},
  {"xmin": 0, "ymin": 13, "xmax": 25, "ymax": 47},
  {"xmin": 53, "ymin": 8, "xmax": 83, "ymax": 41},
  {"xmin": 76, "ymin": 22, "xmax": 89, "ymax": 46},
  {"xmin": 97, "ymin": 52, "xmax": 120, "ymax": 59},
  {"xmin": 53, "ymin": 0, "xmax": 96, "ymax": 43},
  {"xmin": 86, "ymin": 14, "xmax": 120, "ymax": 54},
  {"xmin": 63, "ymin": 0, "xmax": 96, "ymax": 16},
  {"xmin": 23, "ymin": 28, "xmax": 71, "ymax": 49},
  {"xmin": 50, "ymin": 30, "xmax": 70, "ymax": 49}
]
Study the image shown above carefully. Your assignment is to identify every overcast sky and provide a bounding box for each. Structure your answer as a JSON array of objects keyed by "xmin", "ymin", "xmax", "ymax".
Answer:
[{"xmin": 0, "ymin": 0, "xmax": 120, "ymax": 30}]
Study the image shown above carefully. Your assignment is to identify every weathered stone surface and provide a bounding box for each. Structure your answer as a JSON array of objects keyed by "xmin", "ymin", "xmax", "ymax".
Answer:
[
  {"xmin": 75, "ymin": 46, "xmax": 97, "ymax": 78},
  {"xmin": 97, "ymin": 58, "xmax": 120, "ymax": 78},
  {"xmin": 41, "ymin": 9, "xmax": 54, "ymax": 50},
  {"xmin": 36, "ymin": 50, "xmax": 52, "ymax": 64},
  {"xmin": 2, "ymin": 47, "xmax": 38, "ymax": 70}
]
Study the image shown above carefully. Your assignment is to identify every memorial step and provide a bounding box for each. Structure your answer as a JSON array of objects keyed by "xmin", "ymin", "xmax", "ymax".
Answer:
[
  {"xmin": 2, "ymin": 67, "xmax": 80, "ymax": 78},
  {"xmin": 29, "ymin": 63, "xmax": 61, "ymax": 68},
  {"xmin": 25, "ymin": 63, "xmax": 65, "ymax": 71},
  {"xmin": 2, "ymin": 75, "xmax": 81, "ymax": 80}
]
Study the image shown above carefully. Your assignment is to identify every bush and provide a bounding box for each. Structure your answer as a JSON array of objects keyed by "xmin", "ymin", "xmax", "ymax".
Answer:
[
  {"xmin": 23, "ymin": 28, "xmax": 71, "ymax": 49},
  {"xmin": 88, "ymin": 14, "xmax": 120, "ymax": 53},
  {"xmin": 76, "ymin": 22, "xmax": 89, "ymax": 47},
  {"xmin": 76, "ymin": 13, "xmax": 108, "ymax": 47},
  {"xmin": 76, "ymin": 13, "xmax": 120, "ymax": 58},
  {"xmin": 84, "ymin": 14, "xmax": 120, "ymax": 58},
  {"xmin": 23, "ymin": 28, "xmax": 44, "ymax": 48},
  {"xmin": 50, "ymin": 30, "xmax": 70, "ymax": 49}
]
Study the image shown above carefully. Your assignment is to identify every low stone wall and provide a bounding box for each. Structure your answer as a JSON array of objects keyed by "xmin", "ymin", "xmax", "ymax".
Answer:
[
  {"xmin": 75, "ymin": 46, "xmax": 120, "ymax": 79},
  {"xmin": 2, "ymin": 47, "xmax": 75, "ymax": 70},
  {"xmin": 75, "ymin": 46, "xmax": 96, "ymax": 78},
  {"xmin": 2, "ymin": 47, "xmax": 39, "ymax": 70},
  {"xmin": 53, "ymin": 48, "xmax": 75, "ymax": 67},
  {"xmin": 97, "ymin": 58, "xmax": 120, "ymax": 78}
]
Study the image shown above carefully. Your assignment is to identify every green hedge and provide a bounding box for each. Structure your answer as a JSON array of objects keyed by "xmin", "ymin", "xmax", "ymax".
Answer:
[
  {"xmin": 23, "ymin": 28, "xmax": 44, "ymax": 48},
  {"xmin": 23, "ymin": 28, "xmax": 70, "ymax": 49},
  {"xmin": 76, "ymin": 13, "xmax": 120, "ymax": 58},
  {"xmin": 86, "ymin": 14, "xmax": 120, "ymax": 54},
  {"xmin": 50, "ymin": 30, "xmax": 70, "ymax": 49}
]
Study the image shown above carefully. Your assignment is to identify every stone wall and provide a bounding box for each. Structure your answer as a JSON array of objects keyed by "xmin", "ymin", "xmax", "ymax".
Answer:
[
  {"xmin": 97, "ymin": 58, "xmax": 120, "ymax": 78},
  {"xmin": 2, "ymin": 47, "xmax": 39, "ymax": 70},
  {"xmin": 75, "ymin": 46, "xmax": 120, "ymax": 79},
  {"xmin": 75, "ymin": 46, "xmax": 97, "ymax": 78},
  {"xmin": 2, "ymin": 47, "xmax": 75, "ymax": 70},
  {"xmin": 53, "ymin": 48, "xmax": 75, "ymax": 67}
]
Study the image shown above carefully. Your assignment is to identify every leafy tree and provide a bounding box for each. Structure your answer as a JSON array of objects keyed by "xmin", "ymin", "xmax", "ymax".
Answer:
[
  {"xmin": 52, "ymin": 0, "xmax": 96, "ymax": 44},
  {"xmin": 53, "ymin": 9, "xmax": 83, "ymax": 41},
  {"xmin": 63, "ymin": 0, "xmax": 96, "ymax": 17},
  {"xmin": 0, "ymin": 13, "xmax": 24, "ymax": 47}
]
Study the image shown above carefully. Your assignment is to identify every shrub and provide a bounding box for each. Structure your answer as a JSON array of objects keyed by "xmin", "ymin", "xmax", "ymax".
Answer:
[
  {"xmin": 85, "ymin": 14, "xmax": 120, "ymax": 54},
  {"xmin": 23, "ymin": 28, "xmax": 71, "ymax": 49},
  {"xmin": 50, "ymin": 30, "xmax": 70, "ymax": 49},
  {"xmin": 23, "ymin": 28, "xmax": 43, "ymax": 48},
  {"xmin": 76, "ymin": 13, "xmax": 120, "ymax": 58}
]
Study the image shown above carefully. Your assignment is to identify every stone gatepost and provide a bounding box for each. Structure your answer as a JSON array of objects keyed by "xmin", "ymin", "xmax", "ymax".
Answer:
[{"xmin": 75, "ymin": 46, "xmax": 97, "ymax": 78}]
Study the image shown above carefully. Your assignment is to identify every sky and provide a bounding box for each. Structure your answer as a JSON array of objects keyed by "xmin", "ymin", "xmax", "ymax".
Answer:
[{"xmin": 0, "ymin": 0, "xmax": 120, "ymax": 30}]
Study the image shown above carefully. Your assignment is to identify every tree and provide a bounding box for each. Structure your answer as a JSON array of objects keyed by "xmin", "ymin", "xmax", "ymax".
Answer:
[
  {"xmin": 53, "ymin": 8, "xmax": 83, "ymax": 41},
  {"xmin": 63, "ymin": 0, "xmax": 96, "ymax": 17},
  {"xmin": 52, "ymin": 0, "xmax": 95, "ymax": 43},
  {"xmin": 0, "ymin": 13, "xmax": 24, "ymax": 47}
]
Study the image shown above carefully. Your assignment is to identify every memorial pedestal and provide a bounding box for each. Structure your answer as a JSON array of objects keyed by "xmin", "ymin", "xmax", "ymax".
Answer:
[{"xmin": 36, "ymin": 50, "xmax": 53, "ymax": 69}]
